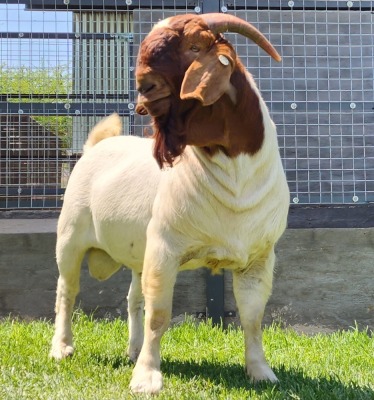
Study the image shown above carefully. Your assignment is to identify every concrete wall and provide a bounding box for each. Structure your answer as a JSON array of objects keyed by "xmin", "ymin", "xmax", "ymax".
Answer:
[{"xmin": 0, "ymin": 219, "xmax": 373, "ymax": 331}]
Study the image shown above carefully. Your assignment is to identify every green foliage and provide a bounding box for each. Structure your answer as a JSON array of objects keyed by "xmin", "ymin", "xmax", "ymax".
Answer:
[
  {"xmin": 0, "ymin": 313, "xmax": 372, "ymax": 399},
  {"xmin": 0, "ymin": 64, "xmax": 72, "ymax": 147},
  {"xmin": 0, "ymin": 64, "xmax": 70, "ymax": 95}
]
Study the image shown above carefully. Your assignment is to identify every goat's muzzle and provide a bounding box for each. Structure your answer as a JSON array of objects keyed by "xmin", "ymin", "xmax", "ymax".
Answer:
[
  {"xmin": 137, "ymin": 96, "xmax": 171, "ymax": 118},
  {"xmin": 136, "ymin": 74, "xmax": 173, "ymax": 117}
]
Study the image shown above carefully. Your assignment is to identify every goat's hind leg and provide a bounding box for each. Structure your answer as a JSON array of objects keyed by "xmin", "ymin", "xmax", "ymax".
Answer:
[
  {"xmin": 127, "ymin": 270, "xmax": 144, "ymax": 362},
  {"xmin": 50, "ymin": 236, "xmax": 85, "ymax": 360},
  {"xmin": 233, "ymin": 248, "xmax": 278, "ymax": 383}
]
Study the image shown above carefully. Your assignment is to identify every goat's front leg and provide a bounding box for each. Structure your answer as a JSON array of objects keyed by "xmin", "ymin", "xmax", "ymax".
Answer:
[
  {"xmin": 129, "ymin": 242, "xmax": 178, "ymax": 394},
  {"xmin": 127, "ymin": 270, "xmax": 144, "ymax": 362},
  {"xmin": 233, "ymin": 248, "xmax": 278, "ymax": 383}
]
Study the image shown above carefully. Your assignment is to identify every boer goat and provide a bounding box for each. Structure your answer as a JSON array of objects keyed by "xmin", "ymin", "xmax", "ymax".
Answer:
[{"xmin": 51, "ymin": 13, "xmax": 290, "ymax": 394}]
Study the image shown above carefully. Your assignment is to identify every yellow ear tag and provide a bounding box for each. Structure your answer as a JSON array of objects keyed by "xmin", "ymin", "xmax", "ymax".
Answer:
[{"xmin": 218, "ymin": 55, "xmax": 230, "ymax": 66}]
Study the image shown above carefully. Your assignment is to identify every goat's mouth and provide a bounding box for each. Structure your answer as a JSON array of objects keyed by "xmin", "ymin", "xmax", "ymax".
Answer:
[
  {"xmin": 136, "ymin": 96, "xmax": 171, "ymax": 118},
  {"xmin": 136, "ymin": 74, "xmax": 172, "ymax": 117}
]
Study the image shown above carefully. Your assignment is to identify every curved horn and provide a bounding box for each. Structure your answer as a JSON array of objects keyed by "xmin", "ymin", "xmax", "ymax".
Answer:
[{"xmin": 200, "ymin": 13, "xmax": 281, "ymax": 62}]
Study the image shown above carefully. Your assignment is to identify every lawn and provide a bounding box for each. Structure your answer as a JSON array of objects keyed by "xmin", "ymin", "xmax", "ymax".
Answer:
[{"xmin": 0, "ymin": 312, "xmax": 372, "ymax": 399}]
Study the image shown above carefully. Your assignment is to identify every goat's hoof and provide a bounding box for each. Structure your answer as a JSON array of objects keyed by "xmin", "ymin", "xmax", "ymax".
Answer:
[
  {"xmin": 50, "ymin": 344, "xmax": 74, "ymax": 360},
  {"xmin": 246, "ymin": 362, "xmax": 278, "ymax": 383},
  {"xmin": 130, "ymin": 367, "xmax": 163, "ymax": 394}
]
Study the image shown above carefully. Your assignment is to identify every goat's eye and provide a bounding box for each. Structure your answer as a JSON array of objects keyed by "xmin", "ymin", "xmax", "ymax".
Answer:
[{"xmin": 190, "ymin": 45, "xmax": 200, "ymax": 52}]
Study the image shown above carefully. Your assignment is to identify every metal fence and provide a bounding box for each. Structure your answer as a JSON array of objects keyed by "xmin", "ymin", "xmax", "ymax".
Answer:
[{"xmin": 0, "ymin": 0, "xmax": 373, "ymax": 209}]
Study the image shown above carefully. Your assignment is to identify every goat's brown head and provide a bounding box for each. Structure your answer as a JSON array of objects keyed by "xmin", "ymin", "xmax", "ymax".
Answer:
[{"xmin": 135, "ymin": 13, "xmax": 281, "ymax": 168}]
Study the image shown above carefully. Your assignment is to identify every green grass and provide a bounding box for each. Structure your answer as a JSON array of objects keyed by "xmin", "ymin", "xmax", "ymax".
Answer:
[{"xmin": 0, "ymin": 312, "xmax": 372, "ymax": 399}]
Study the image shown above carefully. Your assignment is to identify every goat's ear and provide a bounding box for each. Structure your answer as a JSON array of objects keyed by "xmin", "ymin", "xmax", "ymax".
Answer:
[{"xmin": 180, "ymin": 52, "xmax": 234, "ymax": 106}]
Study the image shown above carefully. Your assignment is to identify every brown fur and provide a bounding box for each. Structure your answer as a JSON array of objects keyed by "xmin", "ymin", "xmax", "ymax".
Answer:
[{"xmin": 136, "ymin": 15, "xmax": 264, "ymax": 168}]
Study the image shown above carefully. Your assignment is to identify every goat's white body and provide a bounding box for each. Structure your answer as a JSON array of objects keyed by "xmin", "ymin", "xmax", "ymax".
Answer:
[
  {"xmin": 60, "ymin": 116, "xmax": 288, "ymax": 278},
  {"xmin": 52, "ymin": 61, "xmax": 289, "ymax": 394},
  {"xmin": 60, "ymin": 74, "xmax": 288, "ymax": 275}
]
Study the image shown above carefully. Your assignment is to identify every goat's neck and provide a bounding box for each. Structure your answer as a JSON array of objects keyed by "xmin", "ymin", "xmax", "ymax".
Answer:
[
  {"xmin": 185, "ymin": 67, "xmax": 265, "ymax": 158},
  {"xmin": 178, "ymin": 144, "xmax": 275, "ymax": 213}
]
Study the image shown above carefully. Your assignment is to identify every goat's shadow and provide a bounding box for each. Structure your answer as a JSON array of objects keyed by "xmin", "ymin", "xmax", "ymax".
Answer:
[
  {"xmin": 87, "ymin": 354, "xmax": 373, "ymax": 398},
  {"xmin": 160, "ymin": 358, "xmax": 373, "ymax": 398}
]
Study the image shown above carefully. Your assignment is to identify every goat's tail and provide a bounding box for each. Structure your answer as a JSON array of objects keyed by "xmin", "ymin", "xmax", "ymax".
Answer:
[{"xmin": 83, "ymin": 113, "xmax": 122, "ymax": 153}]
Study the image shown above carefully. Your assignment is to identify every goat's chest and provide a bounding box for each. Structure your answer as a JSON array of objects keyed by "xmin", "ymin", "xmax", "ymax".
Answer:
[
  {"xmin": 176, "ymin": 207, "xmax": 272, "ymax": 271},
  {"xmin": 153, "ymin": 149, "xmax": 288, "ymax": 270}
]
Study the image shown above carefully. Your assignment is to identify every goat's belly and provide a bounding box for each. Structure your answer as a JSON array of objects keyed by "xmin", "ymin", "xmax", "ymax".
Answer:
[
  {"xmin": 91, "ymin": 218, "xmax": 147, "ymax": 272},
  {"xmin": 180, "ymin": 257, "xmax": 237, "ymax": 274}
]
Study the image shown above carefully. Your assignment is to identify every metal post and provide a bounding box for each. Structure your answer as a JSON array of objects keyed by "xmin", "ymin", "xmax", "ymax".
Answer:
[
  {"xmin": 205, "ymin": 270, "xmax": 225, "ymax": 326},
  {"xmin": 201, "ymin": 0, "xmax": 225, "ymax": 327}
]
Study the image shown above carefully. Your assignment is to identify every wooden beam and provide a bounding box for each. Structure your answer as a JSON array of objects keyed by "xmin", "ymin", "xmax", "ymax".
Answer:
[{"xmin": 288, "ymin": 204, "xmax": 374, "ymax": 229}]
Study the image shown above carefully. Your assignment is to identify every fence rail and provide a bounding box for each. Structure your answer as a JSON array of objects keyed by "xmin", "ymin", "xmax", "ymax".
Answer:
[{"xmin": 0, "ymin": 0, "xmax": 373, "ymax": 211}]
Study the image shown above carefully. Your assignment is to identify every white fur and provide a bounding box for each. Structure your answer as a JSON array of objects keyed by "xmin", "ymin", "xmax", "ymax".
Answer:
[{"xmin": 51, "ymin": 85, "xmax": 289, "ymax": 394}]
